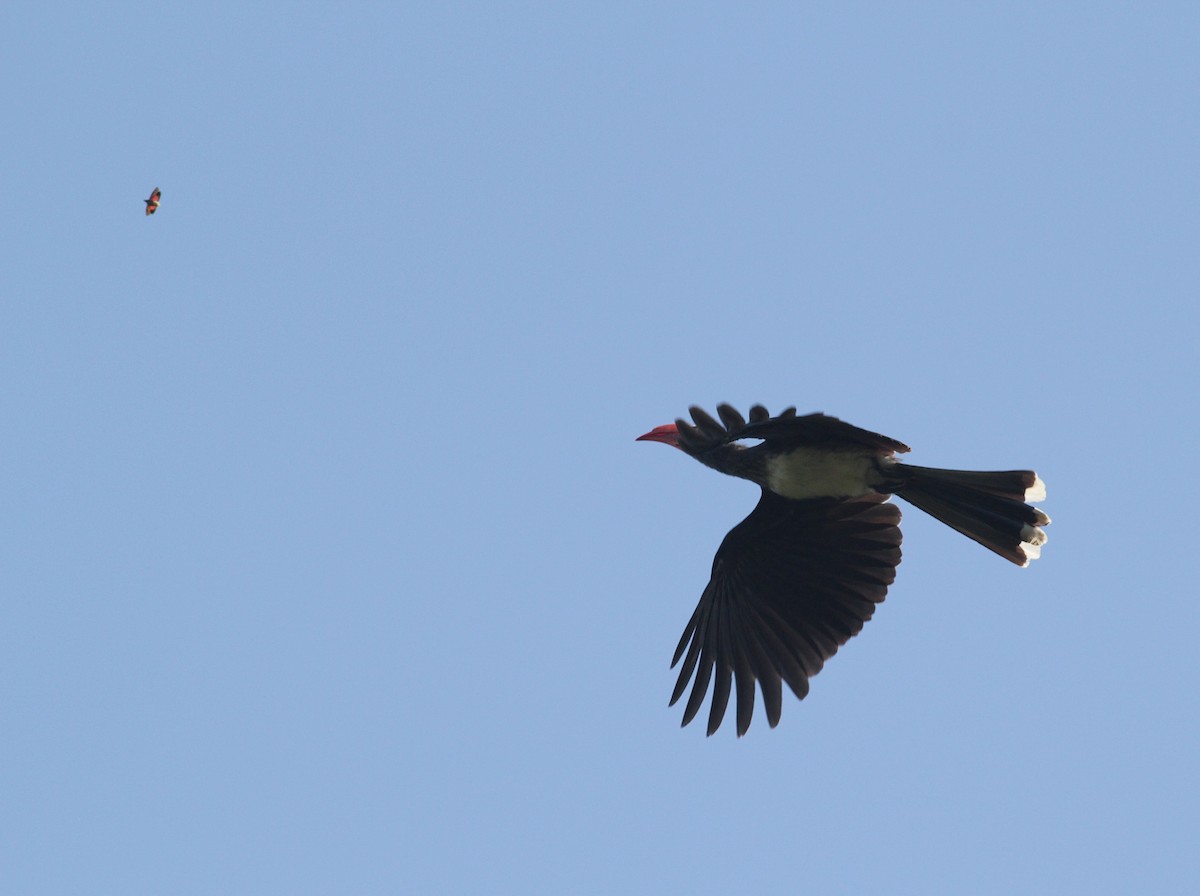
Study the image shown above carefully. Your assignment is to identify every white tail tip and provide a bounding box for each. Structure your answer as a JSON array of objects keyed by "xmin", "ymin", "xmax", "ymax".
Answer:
[
  {"xmin": 1017, "ymin": 524, "xmax": 1048, "ymax": 565},
  {"xmin": 1020, "ymin": 524, "xmax": 1048, "ymax": 547}
]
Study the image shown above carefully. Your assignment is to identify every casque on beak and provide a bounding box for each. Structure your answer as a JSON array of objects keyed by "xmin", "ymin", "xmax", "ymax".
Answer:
[{"xmin": 636, "ymin": 423, "xmax": 681, "ymax": 447}]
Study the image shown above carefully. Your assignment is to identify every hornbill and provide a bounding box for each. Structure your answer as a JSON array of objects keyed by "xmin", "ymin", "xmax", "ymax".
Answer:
[
  {"xmin": 637, "ymin": 404, "xmax": 1049, "ymax": 736},
  {"xmin": 144, "ymin": 187, "xmax": 161, "ymax": 215}
]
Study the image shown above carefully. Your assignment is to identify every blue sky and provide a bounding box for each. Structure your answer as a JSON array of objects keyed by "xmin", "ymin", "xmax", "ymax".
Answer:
[{"xmin": 3, "ymin": 4, "xmax": 1198, "ymax": 893}]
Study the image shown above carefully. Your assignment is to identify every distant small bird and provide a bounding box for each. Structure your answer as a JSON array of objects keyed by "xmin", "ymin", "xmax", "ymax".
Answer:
[
  {"xmin": 144, "ymin": 188, "xmax": 161, "ymax": 215},
  {"xmin": 638, "ymin": 404, "xmax": 1049, "ymax": 736}
]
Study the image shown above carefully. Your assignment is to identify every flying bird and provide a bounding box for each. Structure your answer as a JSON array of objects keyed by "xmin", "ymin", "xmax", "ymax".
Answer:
[
  {"xmin": 637, "ymin": 404, "xmax": 1049, "ymax": 736},
  {"xmin": 144, "ymin": 188, "xmax": 161, "ymax": 215}
]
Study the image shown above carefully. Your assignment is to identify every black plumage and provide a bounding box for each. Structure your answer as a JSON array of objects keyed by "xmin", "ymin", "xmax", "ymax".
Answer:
[{"xmin": 638, "ymin": 404, "xmax": 1049, "ymax": 736}]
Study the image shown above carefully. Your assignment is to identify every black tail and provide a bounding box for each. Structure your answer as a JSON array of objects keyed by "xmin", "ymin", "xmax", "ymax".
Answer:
[{"xmin": 890, "ymin": 463, "xmax": 1049, "ymax": 566}]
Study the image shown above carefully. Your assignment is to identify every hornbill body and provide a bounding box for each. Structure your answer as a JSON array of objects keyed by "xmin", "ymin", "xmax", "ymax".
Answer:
[{"xmin": 637, "ymin": 404, "xmax": 1049, "ymax": 736}]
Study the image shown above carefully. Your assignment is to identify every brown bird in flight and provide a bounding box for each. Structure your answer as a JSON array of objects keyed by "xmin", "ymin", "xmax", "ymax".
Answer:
[
  {"xmin": 144, "ymin": 188, "xmax": 161, "ymax": 215},
  {"xmin": 638, "ymin": 404, "xmax": 1049, "ymax": 736}
]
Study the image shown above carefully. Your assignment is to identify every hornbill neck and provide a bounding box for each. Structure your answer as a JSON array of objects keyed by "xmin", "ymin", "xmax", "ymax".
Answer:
[{"xmin": 685, "ymin": 443, "xmax": 768, "ymax": 485}]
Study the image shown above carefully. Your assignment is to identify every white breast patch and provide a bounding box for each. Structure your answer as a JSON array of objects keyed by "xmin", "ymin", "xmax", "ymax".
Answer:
[{"xmin": 764, "ymin": 448, "xmax": 879, "ymax": 500}]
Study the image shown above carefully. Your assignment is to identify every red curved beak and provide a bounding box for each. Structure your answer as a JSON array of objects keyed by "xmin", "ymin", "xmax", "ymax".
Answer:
[{"xmin": 636, "ymin": 423, "xmax": 681, "ymax": 447}]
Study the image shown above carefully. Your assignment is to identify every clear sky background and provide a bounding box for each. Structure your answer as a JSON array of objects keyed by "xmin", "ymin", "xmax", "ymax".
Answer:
[{"xmin": 3, "ymin": 4, "xmax": 1197, "ymax": 893}]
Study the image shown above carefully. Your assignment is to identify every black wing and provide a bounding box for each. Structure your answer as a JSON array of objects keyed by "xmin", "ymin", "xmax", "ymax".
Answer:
[
  {"xmin": 676, "ymin": 404, "xmax": 910, "ymax": 456},
  {"xmin": 670, "ymin": 491, "xmax": 902, "ymax": 736}
]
